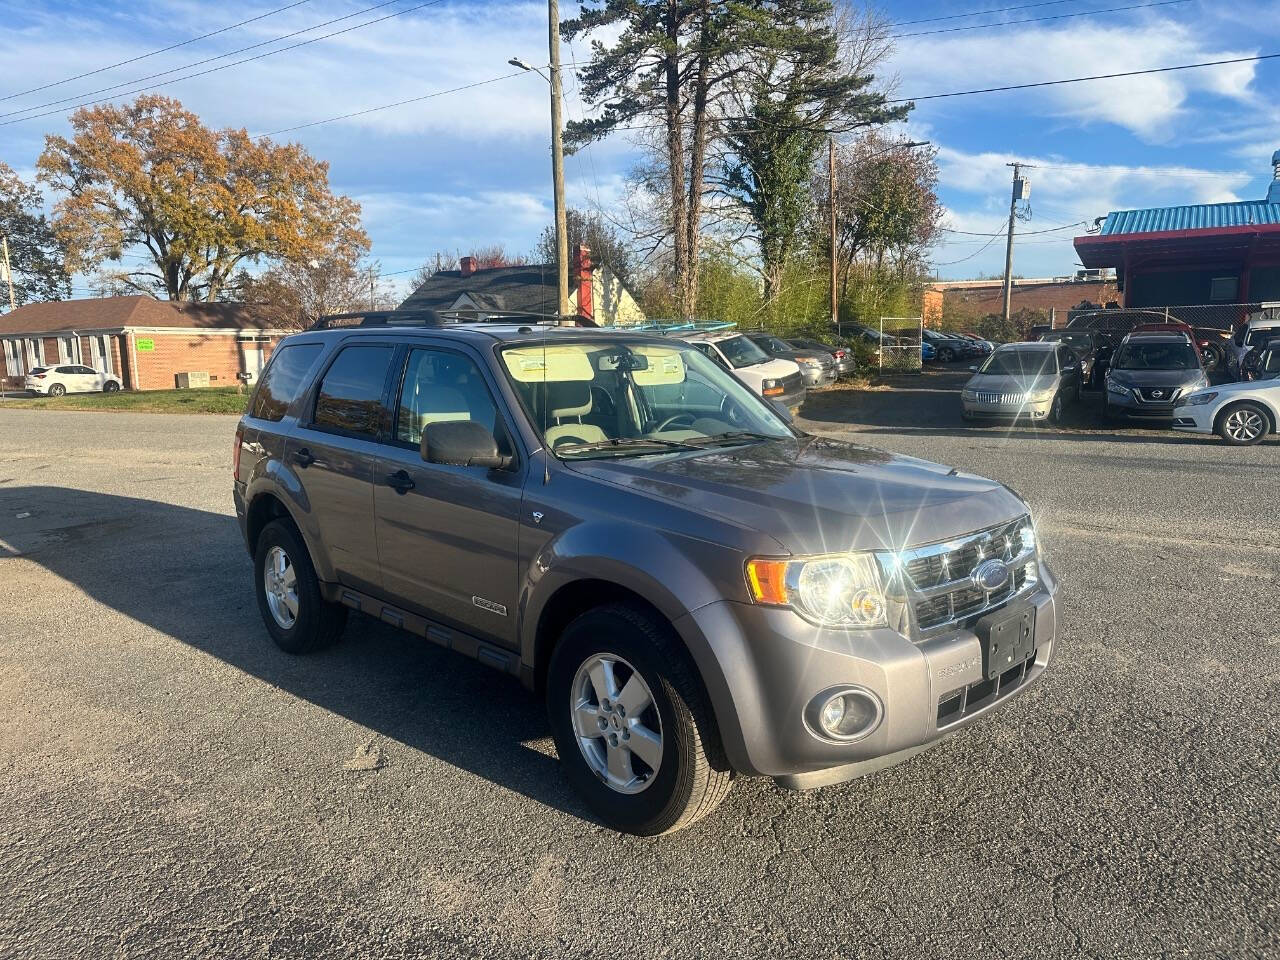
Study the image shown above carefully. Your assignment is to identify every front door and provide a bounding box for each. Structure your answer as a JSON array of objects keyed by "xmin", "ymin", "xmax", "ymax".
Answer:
[
  {"xmin": 373, "ymin": 344, "xmax": 524, "ymax": 647},
  {"xmin": 287, "ymin": 341, "xmax": 398, "ymax": 595}
]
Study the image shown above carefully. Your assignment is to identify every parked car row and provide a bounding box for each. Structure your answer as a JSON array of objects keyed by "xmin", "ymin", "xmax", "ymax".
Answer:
[{"xmin": 962, "ymin": 331, "xmax": 1279, "ymax": 445}]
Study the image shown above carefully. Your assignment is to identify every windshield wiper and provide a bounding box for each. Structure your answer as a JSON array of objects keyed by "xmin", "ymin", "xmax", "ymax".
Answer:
[
  {"xmin": 685, "ymin": 430, "xmax": 782, "ymax": 447},
  {"xmin": 554, "ymin": 437, "xmax": 702, "ymax": 457}
]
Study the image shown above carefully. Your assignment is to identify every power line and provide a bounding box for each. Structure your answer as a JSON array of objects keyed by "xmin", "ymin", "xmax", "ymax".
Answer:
[
  {"xmin": 258, "ymin": 70, "xmax": 527, "ymax": 136},
  {"xmin": 0, "ymin": 0, "xmax": 315, "ymax": 104},
  {"xmin": 891, "ymin": 0, "xmax": 1188, "ymax": 40},
  {"xmin": 886, "ymin": 52, "xmax": 1280, "ymax": 103},
  {"xmin": 942, "ymin": 220, "xmax": 1085, "ymax": 236},
  {"xmin": 889, "ymin": 0, "xmax": 1086, "ymax": 28},
  {"xmin": 933, "ymin": 219, "xmax": 1010, "ymax": 265},
  {"xmin": 0, "ymin": 0, "xmax": 444, "ymax": 127}
]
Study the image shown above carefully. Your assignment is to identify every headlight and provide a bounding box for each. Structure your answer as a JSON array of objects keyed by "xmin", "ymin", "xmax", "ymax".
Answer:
[
  {"xmin": 798, "ymin": 357, "xmax": 821, "ymax": 368},
  {"xmin": 1030, "ymin": 387, "xmax": 1056, "ymax": 402},
  {"xmin": 1106, "ymin": 379, "xmax": 1130, "ymax": 397},
  {"xmin": 746, "ymin": 553, "xmax": 888, "ymax": 628},
  {"xmin": 961, "ymin": 388, "xmax": 979, "ymax": 400},
  {"xmin": 1185, "ymin": 391, "xmax": 1218, "ymax": 406}
]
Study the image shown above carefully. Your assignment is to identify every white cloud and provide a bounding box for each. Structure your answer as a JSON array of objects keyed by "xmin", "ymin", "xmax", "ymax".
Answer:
[{"xmin": 892, "ymin": 18, "xmax": 1261, "ymax": 142}]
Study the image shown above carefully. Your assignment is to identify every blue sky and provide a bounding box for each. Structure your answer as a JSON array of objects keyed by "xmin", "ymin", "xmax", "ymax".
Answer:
[{"xmin": 1, "ymin": 0, "xmax": 1278, "ymax": 298}]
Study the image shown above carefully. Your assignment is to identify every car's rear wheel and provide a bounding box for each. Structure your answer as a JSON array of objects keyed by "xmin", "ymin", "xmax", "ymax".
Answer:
[
  {"xmin": 48, "ymin": 383, "xmax": 66, "ymax": 397},
  {"xmin": 938, "ymin": 346, "xmax": 955, "ymax": 363},
  {"xmin": 1217, "ymin": 402, "xmax": 1270, "ymax": 446},
  {"xmin": 103, "ymin": 380, "xmax": 120, "ymax": 392},
  {"xmin": 1201, "ymin": 342, "xmax": 1223, "ymax": 371},
  {"xmin": 254, "ymin": 518, "xmax": 347, "ymax": 653},
  {"xmin": 546, "ymin": 603, "xmax": 733, "ymax": 835}
]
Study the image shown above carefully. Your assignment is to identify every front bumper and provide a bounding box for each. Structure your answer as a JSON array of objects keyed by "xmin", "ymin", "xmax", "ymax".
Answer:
[
  {"xmin": 962, "ymin": 396, "xmax": 1053, "ymax": 420},
  {"xmin": 1105, "ymin": 389, "xmax": 1178, "ymax": 419},
  {"xmin": 1171, "ymin": 404, "xmax": 1214, "ymax": 434},
  {"xmin": 799, "ymin": 366, "xmax": 838, "ymax": 388},
  {"xmin": 675, "ymin": 561, "xmax": 1059, "ymax": 785},
  {"xmin": 772, "ymin": 382, "xmax": 807, "ymax": 411}
]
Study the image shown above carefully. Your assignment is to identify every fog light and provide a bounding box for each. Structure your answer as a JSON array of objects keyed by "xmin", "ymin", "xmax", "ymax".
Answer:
[{"xmin": 809, "ymin": 687, "xmax": 883, "ymax": 742}]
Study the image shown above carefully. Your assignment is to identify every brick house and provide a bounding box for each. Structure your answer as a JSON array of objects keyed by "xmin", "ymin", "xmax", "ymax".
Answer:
[
  {"xmin": 922, "ymin": 273, "xmax": 1119, "ymax": 328},
  {"xmin": 0, "ymin": 296, "xmax": 293, "ymax": 391},
  {"xmin": 399, "ymin": 246, "xmax": 647, "ymax": 325}
]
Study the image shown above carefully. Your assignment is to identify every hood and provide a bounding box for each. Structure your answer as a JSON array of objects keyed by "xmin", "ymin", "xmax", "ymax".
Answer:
[
  {"xmin": 739, "ymin": 356, "xmax": 800, "ymax": 380},
  {"xmin": 966, "ymin": 373, "xmax": 1057, "ymax": 394},
  {"xmin": 566, "ymin": 436, "xmax": 1029, "ymax": 555},
  {"xmin": 1107, "ymin": 367, "xmax": 1203, "ymax": 388}
]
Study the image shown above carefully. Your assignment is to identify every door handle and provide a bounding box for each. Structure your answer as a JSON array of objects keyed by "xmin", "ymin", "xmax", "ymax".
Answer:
[
  {"xmin": 386, "ymin": 470, "xmax": 415, "ymax": 494},
  {"xmin": 292, "ymin": 448, "xmax": 316, "ymax": 468}
]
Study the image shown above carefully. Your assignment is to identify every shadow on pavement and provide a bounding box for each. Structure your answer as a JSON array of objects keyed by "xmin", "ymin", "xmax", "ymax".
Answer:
[{"xmin": 0, "ymin": 484, "xmax": 587, "ymax": 823}]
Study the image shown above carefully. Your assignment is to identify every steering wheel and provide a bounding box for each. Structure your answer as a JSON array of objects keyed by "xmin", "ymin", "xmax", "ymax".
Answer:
[{"xmin": 653, "ymin": 413, "xmax": 696, "ymax": 432}]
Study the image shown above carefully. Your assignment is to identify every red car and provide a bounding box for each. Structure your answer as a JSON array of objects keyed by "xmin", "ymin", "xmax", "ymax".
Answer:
[{"xmin": 1130, "ymin": 322, "xmax": 1203, "ymax": 362}]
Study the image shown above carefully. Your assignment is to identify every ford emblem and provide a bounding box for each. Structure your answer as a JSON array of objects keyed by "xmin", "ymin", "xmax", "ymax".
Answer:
[{"xmin": 972, "ymin": 558, "xmax": 1011, "ymax": 593}]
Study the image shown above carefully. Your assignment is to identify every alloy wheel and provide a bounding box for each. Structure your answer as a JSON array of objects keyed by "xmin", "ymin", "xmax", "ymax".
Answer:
[
  {"xmin": 569, "ymin": 653, "xmax": 663, "ymax": 795},
  {"xmin": 263, "ymin": 545, "xmax": 299, "ymax": 629},
  {"xmin": 1223, "ymin": 408, "xmax": 1265, "ymax": 443}
]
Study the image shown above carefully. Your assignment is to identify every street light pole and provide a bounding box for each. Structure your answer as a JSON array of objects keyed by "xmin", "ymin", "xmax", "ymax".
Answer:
[{"xmin": 510, "ymin": 11, "xmax": 570, "ymax": 323}]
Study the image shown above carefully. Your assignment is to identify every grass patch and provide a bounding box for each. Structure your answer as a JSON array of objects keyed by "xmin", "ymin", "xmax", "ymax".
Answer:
[{"xmin": 0, "ymin": 386, "xmax": 250, "ymax": 415}]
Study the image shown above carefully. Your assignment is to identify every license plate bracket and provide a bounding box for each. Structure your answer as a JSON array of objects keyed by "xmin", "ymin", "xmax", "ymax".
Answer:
[{"xmin": 976, "ymin": 602, "xmax": 1036, "ymax": 679}]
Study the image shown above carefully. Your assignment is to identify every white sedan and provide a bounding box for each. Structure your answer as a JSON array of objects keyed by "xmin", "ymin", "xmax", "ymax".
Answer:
[
  {"xmin": 24, "ymin": 364, "xmax": 123, "ymax": 397},
  {"xmin": 1173, "ymin": 354, "xmax": 1279, "ymax": 445}
]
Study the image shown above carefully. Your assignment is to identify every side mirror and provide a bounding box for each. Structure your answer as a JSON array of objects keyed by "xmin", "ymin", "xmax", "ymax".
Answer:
[
  {"xmin": 421, "ymin": 420, "xmax": 510, "ymax": 469},
  {"xmin": 769, "ymin": 399, "xmax": 794, "ymax": 422}
]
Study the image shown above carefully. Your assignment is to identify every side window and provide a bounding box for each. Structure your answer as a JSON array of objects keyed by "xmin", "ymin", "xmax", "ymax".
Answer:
[
  {"xmin": 392, "ymin": 348, "xmax": 501, "ymax": 448},
  {"xmin": 77, "ymin": 366, "xmax": 96, "ymax": 375},
  {"xmin": 312, "ymin": 345, "xmax": 395, "ymax": 437},
  {"xmin": 55, "ymin": 366, "xmax": 75, "ymax": 374},
  {"xmin": 251, "ymin": 343, "xmax": 324, "ymax": 422}
]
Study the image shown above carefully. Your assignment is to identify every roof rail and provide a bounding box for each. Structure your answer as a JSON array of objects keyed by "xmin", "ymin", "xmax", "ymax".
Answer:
[
  {"xmin": 311, "ymin": 308, "xmax": 599, "ymax": 331},
  {"xmin": 625, "ymin": 319, "xmax": 737, "ymax": 334}
]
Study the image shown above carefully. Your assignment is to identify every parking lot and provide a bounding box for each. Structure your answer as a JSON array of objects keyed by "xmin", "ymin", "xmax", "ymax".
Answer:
[{"xmin": 1, "ymin": 386, "xmax": 1277, "ymax": 959}]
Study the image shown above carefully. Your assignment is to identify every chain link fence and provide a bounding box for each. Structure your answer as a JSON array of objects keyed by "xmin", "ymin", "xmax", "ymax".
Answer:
[
  {"xmin": 879, "ymin": 317, "xmax": 923, "ymax": 373},
  {"xmin": 1066, "ymin": 302, "xmax": 1277, "ymax": 334}
]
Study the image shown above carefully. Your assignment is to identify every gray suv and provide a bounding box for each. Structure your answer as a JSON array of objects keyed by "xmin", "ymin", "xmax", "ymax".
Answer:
[{"xmin": 234, "ymin": 316, "xmax": 1060, "ymax": 835}]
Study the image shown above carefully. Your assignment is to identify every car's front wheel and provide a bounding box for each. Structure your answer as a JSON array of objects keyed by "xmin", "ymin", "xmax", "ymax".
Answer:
[
  {"xmin": 1049, "ymin": 391, "xmax": 1064, "ymax": 424},
  {"xmin": 1217, "ymin": 402, "xmax": 1270, "ymax": 446},
  {"xmin": 938, "ymin": 347, "xmax": 955, "ymax": 363},
  {"xmin": 103, "ymin": 380, "xmax": 120, "ymax": 392},
  {"xmin": 547, "ymin": 603, "xmax": 733, "ymax": 835},
  {"xmin": 254, "ymin": 519, "xmax": 347, "ymax": 653}
]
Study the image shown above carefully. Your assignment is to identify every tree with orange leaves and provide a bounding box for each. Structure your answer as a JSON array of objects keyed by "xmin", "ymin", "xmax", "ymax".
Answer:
[{"xmin": 38, "ymin": 95, "xmax": 368, "ymax": 302}]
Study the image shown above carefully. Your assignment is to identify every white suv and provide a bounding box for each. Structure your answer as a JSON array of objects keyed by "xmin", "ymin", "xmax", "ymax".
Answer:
[
  {"xmin": 25, "ymin": 364, "xmax": 123, "ymax": 396},
  {"xmin": 1174, "ymin": 338, "xmax": 1279, "ymax": 445},
  {"xmin": 1227, "ymin": 307, "xmax": 1280, "ymax": 380},
  {"xmin": 678, "ymin": 331, "xmax": 807, "ymax": 410}
]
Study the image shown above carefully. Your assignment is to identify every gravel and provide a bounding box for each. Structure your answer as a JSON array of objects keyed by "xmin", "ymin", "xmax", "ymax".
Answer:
[{"xmin": 0, "ymin": 384, "xmax": 1276, "ymax": 960}]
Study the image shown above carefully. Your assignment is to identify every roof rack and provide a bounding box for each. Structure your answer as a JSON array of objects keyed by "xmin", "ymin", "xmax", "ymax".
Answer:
[
  {"xmin": 624, "ymin": 319, "xmax": 737, "ymax": 334},
  {"xmin": 310, "ymin": 308, "xmax": 599, "ymax": 331}
]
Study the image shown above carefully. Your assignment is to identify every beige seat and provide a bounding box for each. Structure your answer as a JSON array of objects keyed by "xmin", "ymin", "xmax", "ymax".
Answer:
[{"xmin": 542, "ymin": 381, "xmax": 608, "ymax": 448}]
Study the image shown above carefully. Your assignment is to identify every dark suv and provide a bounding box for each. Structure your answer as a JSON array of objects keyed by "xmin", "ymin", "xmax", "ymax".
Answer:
[{"xmin": 234, "ymin": 315, "xmax": 1060, "ymax": 835}]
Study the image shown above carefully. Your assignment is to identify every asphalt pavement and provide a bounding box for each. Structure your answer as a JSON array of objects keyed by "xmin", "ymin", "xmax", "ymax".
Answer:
[{"xmin": 0, "ymin": 381, "xmax": 1276, "ymax": 959}]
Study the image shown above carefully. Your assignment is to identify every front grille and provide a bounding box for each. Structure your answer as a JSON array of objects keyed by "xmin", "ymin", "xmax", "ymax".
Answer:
[
  {"xmin": 936, "ymin": 655, "xmax": 1036, "ymax": 728},
  {"xmin": 974, "ymin": 391, "xmax": 1028, "ymax": 405},
  {"xmin": 1136, "ymin": 385, "xmax": 1181, "ymax": 403},
  {"xmin": 898, "ymin": 517, "xmax": 1036, "ymax": 633}
]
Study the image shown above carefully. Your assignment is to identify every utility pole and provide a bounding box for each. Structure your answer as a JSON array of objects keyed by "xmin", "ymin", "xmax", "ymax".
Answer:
[
  {"xmin": 1002, "ymin": 162, "xmax": 1032, "ymax": 322},
  {"xmin": 1, "ymin": 236, "xmax": 14, "ymax": 311},
  {"xmin": 368, "ymin": 267, "xmax": 376, "ymax": 311},
  {"xmin": 829, "ymin": 137, "xmax": 838, "ymax": 331},
  {"xmin": 547, "ymin": 0, "xmax": 570, "ymax": 322}
]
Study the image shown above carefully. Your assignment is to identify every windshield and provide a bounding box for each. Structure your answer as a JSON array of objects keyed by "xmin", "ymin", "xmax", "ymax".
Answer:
[
  {"xmin": 499, "ymin": 339, "xmax": 793, "ymax": 459},
  {"xmin": 1246, "ymin": 328, "xmax": 1280, "ymax": 347},
  {"xmin": 709, "ymin": 335, "xmax": 770, "ymax": 369},
  {"xmin": 754, "ymin": 335, "xmax": 792, "ymax": 354},
  {"xmin": 1113, "ymin": 341, "xmax": 1199, "ymax": 370},
  {"xmin": 1041, "ymin": 333, "xmax": 1094, "ymax": 353},
  {"xmin": 977, "ymin": 350, "xmax": 1056, "ymax": 377}
]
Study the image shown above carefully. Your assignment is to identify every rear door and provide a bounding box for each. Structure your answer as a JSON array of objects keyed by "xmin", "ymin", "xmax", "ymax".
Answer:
[
  {"xmin": 287, "ymin": 340, "xmax": 398, "ymax": 595},
  {"xmin": 373, "ymin": 343, "xmax": 525, "ymax": 647}
]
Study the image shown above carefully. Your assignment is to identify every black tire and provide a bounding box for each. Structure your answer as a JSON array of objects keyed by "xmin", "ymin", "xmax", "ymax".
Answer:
[
  {"xmin": 48, "ymin": 383, "xmax": 66, "ymax": 397},
  {"xmin": 546, "ymin": 603, "xmax": 733, "ymax": 836},
  {"xmin": 1049, "ymin": 391, "xmax": 1064, "ymax": 424},
  {"xmin": 254, "ymin": 518, "xmax": 347, "ymax": 654},
  {"xmin": 1216, "ymin": 401, "xmax": 1271, "ymax": 446},
  {"xmin": 1201, "ymin": 343, "xmax": 1223, "ymax": 372},
  {"xmin": 939, "ymin": 347, "xmax": 955, "ymax": 363},
  {"xmin": 103, "ymin": 380, "xmax": 120, "ymax": 392}
]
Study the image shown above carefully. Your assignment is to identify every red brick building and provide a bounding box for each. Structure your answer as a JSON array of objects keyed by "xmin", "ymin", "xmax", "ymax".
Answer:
[
  {"xmin": 0, "ymin": 297, "xmax": 293, "ymax": 391},
  {"xmin": 923, "ymin": 274, "xmax": 1119, "ymax": 328}
]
